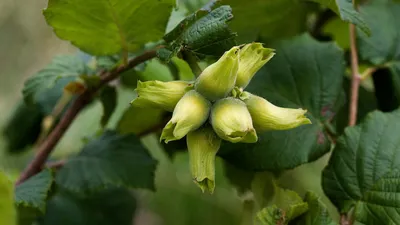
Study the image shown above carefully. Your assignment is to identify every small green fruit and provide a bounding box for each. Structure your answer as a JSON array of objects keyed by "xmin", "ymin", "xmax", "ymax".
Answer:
[
  {"xmin": 131, "ymin": 80, "xmax": 191, "ymax": 112},
  {"xmin": 211, "ymin": 97, "xmax": 257, "ymax": 143},
  {"xmin": 236, "ymin": 43, "xmax": 275, "ymax": 88},
  {"xmin": 160, "ymin": 90, "xmax": 211, "ymax": 143},
  {"xmin": 187, "ymin": 127, "xmax": 221, "ymax": 194},
  {"xmin": 195, "ymin": 46, "xmax": 240, "ymax": 101},
  {"xmin": 242, "ymin": 92, "xmax": 311, "ymax": 131}
]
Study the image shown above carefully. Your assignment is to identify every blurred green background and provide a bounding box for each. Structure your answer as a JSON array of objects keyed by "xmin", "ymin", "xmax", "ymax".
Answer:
[
  {"xmin": 0, "ymin": 0, "xmax": 75, "ymax": 172},
  {"xmin": 0, "ymin": 1, "xmax": 339, "ymax": 224}
]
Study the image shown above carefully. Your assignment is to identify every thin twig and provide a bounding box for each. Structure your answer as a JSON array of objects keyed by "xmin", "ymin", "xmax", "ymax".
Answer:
[
  {"xmin": 343, "ymin": 0, "xmax": 360, "ymax": 223},
  {"xmin": 16, "ymin": 49, "xmax": 158, "ymax": 185},
  {"xmin": 343, "ymin": 0, "xmax": 359, "ymax": 223},
  {"xmin": 348, "ymin": 23, "xmax": 360, "ymax": 127},
  {"xmin": 348, "ymin": 11, "xmax": 360, "ymax": 126}
]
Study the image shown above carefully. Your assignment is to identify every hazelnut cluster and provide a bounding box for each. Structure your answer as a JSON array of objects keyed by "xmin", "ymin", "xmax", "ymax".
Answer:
[{"xmin": 131, "ymin": 44, "xmax": 311, "ymax": 193}]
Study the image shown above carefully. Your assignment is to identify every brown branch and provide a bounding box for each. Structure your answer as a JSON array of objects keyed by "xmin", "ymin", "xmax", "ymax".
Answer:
[
  {"xmin": 348, "ymin": 21, "xmax": 361, "ymax": 127},
  {"xmin": 16, "ymin": 49, "xmax": 158, "ymax": 185},
  {"xmin": 348, "ymin": 0, "xmax": 361, "ymax": 128},
  {"xmin": 35, "ymin": 92, "xmax": 73, "ymax": 146},
  {"xmin": 343, "ymin": 0, "xmax": 359, "ymax": 224}
]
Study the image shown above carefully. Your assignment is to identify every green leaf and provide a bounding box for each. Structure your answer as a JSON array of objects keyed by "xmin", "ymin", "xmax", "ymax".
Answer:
[
  {"xmin": 255, "ymin": 201, "xmax": 308, "ymax": 225},
  {"xmin": 14, "ymin": 170, "xmax": 54, "ymax": 225},
  {"xmin": 99, "ymin": 86, "xmax": 117, "ymax": 127},
  {"xmin": 36, "ymin": 77, "xmax": 80, "ymax": 115},
  {"xmin": 15, "ymin": 169, "xmax": 53, "ymax": 213},
  {"xmin": 41, "ymin": 188, "xmax": 136, "ymax": 225},
  {"xmin": 322, "ymin": 110, "xmax": 400, "ymax": 224},
  {"xmin": 226, "ymin": 0, "xmax": 309, "ymax": 43},
  {"xmin": 56, "ymin": 130, "xmax": 157, "ymax": 193},
  {"xmin": 4, "ymin": 78, "xmax": 80, "ymax": 154},
  {"xmin": 0, "ymin": 171, "xmax": 16, "ymax": 225},
  {"xmin": 8, "ymin": 56, "xmax": 88, "ymax": 153},
  {"xmin": 2, "ymin": 100, "xmax": 42, "ymax": 153},
  {"xmin": 138, "ymin": 59, "xmax": 175, "ymax": 81},
  {"xmin": 43, "ymin": 0, "xmax": 174, "ymax": 55},
  {"xmin": 220, "ymin": 34, "xmax": 344, "ymax": 171},
  {"xmin": 322, "ymin": 18, "xmax": 350, "ymax": 49},
  {"xmin": 308, "ymin": 0, "xmax": 370, "ymax": 35},
  {"xmin": 357, "ymin": 0, "xmax": 400, "ymax": 65},
  {"xmin": 272, "ymin": 191, "xmax": 308, "ymax": 221},
  {"xmin": 178, "ymin": 0, "xmax": 209, "ymax": 13},
  {"xmin": 356, "ymin": 1, "xmax": 400, "ymax": 110},
  {"xmin": 170, "ymin": 57, "xmax": 195, "ymax": 81},
  {"xmin": 160, "ymin": 5, "xmax": 237, "ymax": 61},
  {"xmin": 22, "ymin": 55, "xmax": 89, "ymax": 105},
  {"xmin": 252, "ymin": 173, "xmax": 309, "ymax": 224},
  {"xmin": 255, "ymin": 205, "xmax": 285, "ymax": 225},
  {"xmin": 291, "ymin": 192, "xmax": 337, "ymax": 225}
]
